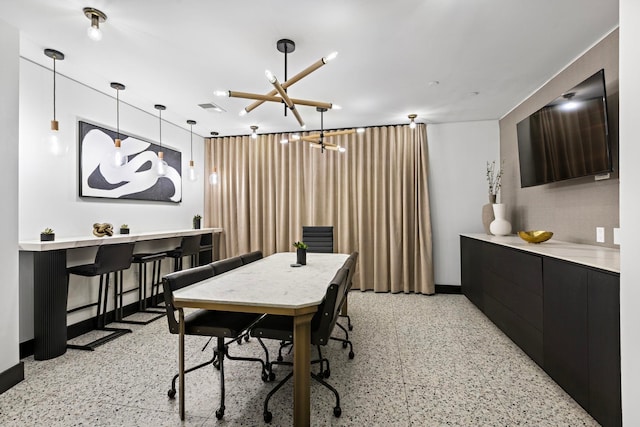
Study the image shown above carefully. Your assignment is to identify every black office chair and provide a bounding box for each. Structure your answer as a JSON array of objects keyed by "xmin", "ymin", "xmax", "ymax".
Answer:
[
  {"xmin": 240, "ymin": 250, "xmax": 263, "ymax": 265},
  {"xmin": 251, "ymin": 267, "xmax": 349, "ymax": 423},
  {"xmin": 163, "ymin": 265, "xmax": 268, "ymax": 420},
  {"xmin": 330, "ymin": 252, "xmax": 359, "ymax": 359},
  {"xmin": 66, "ymin": 242, "xmax": 135, "ymax": 351},
  {"xmin": 302, "ymin": 226, "xmax": 334, "ymax": 253},
  {"xmin": 166, "ymin": 235, "xmax": 202, "ymax": 271},
  {"xmin": 210, "ymin": 256, "xmax": 243, "ymax": 275}
]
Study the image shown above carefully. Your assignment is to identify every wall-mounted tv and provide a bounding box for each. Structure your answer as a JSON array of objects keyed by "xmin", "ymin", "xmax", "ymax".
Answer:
[{"xmin": 516, "ymin": 69, "xmax": 612, "ymax": 188}]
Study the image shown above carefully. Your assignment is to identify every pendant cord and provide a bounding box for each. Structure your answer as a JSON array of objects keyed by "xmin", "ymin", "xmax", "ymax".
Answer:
[
  {"xmin": 190, "ymin": 124, "xmax": 193, "ymax": 160},
  {"xmin": 283, "ymin": 49, "xmax": 288, "ymax": 117},
  {"xmin": 52, "ymin": 57, "xmax": 56, "ymax": 121},
  {"xmin": 159, "ymin": 110, "xmax": 162, "ymax": 148},
  {"xmin": 116, "ymin": 89, "xmax": 120, "ymax": 140}
]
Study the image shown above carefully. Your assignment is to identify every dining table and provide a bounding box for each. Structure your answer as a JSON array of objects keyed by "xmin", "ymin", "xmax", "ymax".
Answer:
[{"xmin": 172, "ymin": 251, "xmax": 349, "ymax": 426}]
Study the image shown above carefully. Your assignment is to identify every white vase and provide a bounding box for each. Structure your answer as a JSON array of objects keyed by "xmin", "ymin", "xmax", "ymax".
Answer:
[{"xmin": 489, "ymin": 203, "xmax": 512, "ymax": 236}]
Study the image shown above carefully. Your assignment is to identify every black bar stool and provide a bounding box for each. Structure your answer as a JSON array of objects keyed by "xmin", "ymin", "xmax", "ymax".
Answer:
[
  {"xmin": 118, "ymin": 252, "xmax": 167, "ymax": 325},
  {"xmin": 66, "ymin": 242, "xmax": 135, "ymax": 351},
  {"xmin": 166, "ymin": 235, "xmax": 202, "ymax": 271}
]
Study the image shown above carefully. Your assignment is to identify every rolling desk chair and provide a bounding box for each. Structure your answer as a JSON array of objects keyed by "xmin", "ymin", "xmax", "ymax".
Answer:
[{"xmin": 302, "ymin": 226, "xmax": 334, "ymax": 253}]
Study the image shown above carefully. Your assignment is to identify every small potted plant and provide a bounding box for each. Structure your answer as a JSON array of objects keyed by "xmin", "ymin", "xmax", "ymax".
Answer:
[
  {"xmin": 40, "ymin": 228, "xmax": 55, "ymax": 242},
  {"xmin": 293, "ymin": 241, "xmax": 308, "ymax": 265},
  {"xmin": 120, "ymin": 224, "xmax": 130, "ymax": 234},
  {"xmin": 193, "ymin": 214, "xmax": 202, "ymax": 229}
]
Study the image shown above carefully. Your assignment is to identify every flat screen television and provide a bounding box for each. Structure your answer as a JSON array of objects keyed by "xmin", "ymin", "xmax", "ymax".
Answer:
[{"xmin": 516, "ymin": 69, "xmax": 612, "ymax": 188}]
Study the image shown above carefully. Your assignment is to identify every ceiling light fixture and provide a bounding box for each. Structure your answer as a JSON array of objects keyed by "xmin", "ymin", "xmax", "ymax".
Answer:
[
  {"xmin": 408, "ymin": 114, "xmax": 417, "ymax": 129},
  {"xmin": 215, "ymin": 39, "xmax": 337, "ymax": 128},
  {"xmin": 250, "ymin": 125, "xmax": 258, "ymax": 139},
  {"xmin": 44, "ymin": 48, "xmax": 67, "ymax": 156},
  {"xmin": 154, "ymin": 104, "xmax": 168, "ymax": 176},
  {"xmin": 110, "ymin": 82, "xmax": 127, "ymax": 167},
  {"xmin": 187, "ymin": 120, "xmax": 197, "ymax": 182},
  {"xmin": 83, "ymin": 7, "xmax": 107, "ymax": 41},
  {"xmin": 209, "ymin": 131, "xmax": 219, "ymax": 185},
  {"xmin": 301, "ymin": 107, "xmax": 363, "ymax": 153}
]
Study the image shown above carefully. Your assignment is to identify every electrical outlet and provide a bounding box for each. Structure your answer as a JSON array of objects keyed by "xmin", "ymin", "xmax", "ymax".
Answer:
[
  {"xmin": 596, "ymin": 227, "xmax": 605, "ymax": 243},
  {"xmin": 614, "ymin": 228, "xmax": 620, "ymax": 245}
]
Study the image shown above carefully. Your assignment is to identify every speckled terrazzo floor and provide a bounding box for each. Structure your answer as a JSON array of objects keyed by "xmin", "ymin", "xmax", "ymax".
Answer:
[{"xmin": 0, "ymin": 293, "xmax": 598, "ymax": 426}]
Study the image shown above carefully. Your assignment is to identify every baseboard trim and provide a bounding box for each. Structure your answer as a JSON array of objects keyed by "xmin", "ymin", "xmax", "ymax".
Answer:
[
  {"xmin": 0, "ymin": 361, "xmax": 24, "ymax": 394},
  {"xmin": 435, "ymin": 284, "xmax": 462, "ymax": 294}
]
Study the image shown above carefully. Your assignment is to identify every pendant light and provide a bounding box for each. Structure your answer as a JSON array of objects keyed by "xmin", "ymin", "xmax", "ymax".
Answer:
[
  {"xmin": 154, "ymin": 104, "xmax": 168, "ymax": 176},
  {"xmin": 209, "ymin": 131, "xmax": 219, "ymax": 185},
  {"xmin": 110, "ymin": 82, "xmax": 127, "ymax": 167},
  {"xmin": 250, "ymin": 125, "xmax": 258, "ymax": 139},
  {"xmin": 44, "ymin": 48, "xmax": 68, "ymax": 156},
  {"xmin": 83, "ymin": 7, "xmax": 107, "ymax": 41},
  {"xmin": 408, "ymin": 114, "xmax": 417, "ymax": 129},
  {"xmin": 187, "ymin": 120, "xmax": 198, "ymax": 182}
]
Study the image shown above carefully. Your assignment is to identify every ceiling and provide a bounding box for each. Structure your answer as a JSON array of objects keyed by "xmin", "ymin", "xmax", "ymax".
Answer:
[{"xmin": 0, "ymin": 0, "xmax": 619, "ymax": 138}]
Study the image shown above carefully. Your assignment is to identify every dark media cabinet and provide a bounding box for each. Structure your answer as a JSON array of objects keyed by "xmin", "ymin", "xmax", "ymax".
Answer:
[{"xmin": 460, "ymin": 234, "xmax": 621, "ymax": 427}]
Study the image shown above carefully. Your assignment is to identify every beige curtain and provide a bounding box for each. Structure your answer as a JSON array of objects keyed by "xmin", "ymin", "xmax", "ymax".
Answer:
[{"xmin": 204, "ymin": 123, "xmax": 434, "ymax": 294}]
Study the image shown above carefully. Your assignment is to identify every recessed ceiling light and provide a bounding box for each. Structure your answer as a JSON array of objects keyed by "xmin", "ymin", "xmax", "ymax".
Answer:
[{"xmin": 428, "ymin": 80, "xmax": 440, "ymax": 86}]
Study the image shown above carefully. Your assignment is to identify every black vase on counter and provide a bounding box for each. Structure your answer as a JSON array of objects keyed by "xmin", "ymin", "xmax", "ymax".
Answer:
[{"xmin": 296, "ymin": 248, "xmax": 307, "ymax": 265}]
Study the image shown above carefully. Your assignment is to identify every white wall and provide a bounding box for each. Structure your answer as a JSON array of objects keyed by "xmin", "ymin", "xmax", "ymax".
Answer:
[
  {"xmin": 427, "ymin": 120, "xmax": 500, "ymax": 286},
  {"xmin": 18, "ymin": 58, "xmax": 207, "ymax": 342},
  {"xmin": 619, "ymin": 2, "xmax": 640, "ymax": 424},
  {"xmin": 0, "ymin": 20, "xmax": 20, "ymax": 376}
]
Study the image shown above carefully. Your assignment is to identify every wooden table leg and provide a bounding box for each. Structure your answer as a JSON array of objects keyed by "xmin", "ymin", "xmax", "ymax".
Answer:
[
  {"xmin": 179, "ymin": 308, "xmax": 185, "ymax": 420},
  {"xmin": 293, "ymin": 312, "xmax": 314, "ymax": 427}
]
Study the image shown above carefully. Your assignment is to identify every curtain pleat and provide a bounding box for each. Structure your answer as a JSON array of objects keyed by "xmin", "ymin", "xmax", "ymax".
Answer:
[{"xmin": 204, "ymin": 123, "xmax": 434, "ymax": 294}]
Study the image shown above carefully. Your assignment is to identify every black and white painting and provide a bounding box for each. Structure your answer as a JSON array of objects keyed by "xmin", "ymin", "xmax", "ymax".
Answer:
[{"xmin": 79, "ymin": 121, "xmax": 182, "ymax": 202}]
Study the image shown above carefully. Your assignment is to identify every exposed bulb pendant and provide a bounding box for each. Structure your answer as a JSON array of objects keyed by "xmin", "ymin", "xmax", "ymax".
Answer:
[
  {"xmin": 44, "ymin": 48, "xmax": 68, "ymax": 156},
  {"xmin": 250, "ymin": 125, "xmax": 258, "ymax": 139},
  {"xmin": 83, "ymin": 7, "xmax": 107, "ymax": 41},
  {"xmin": 155, "ymin": 104, "xmax": 168, "ymax": 176},
  {"xmin": 408, "ymin": 114, "xmax": 417, "ymax": 129},
  {"xmin": 209, "ymin": 131, "xmax": 219, "ymax": 185},
  {"xmin": 111, "ymin": 82, "xmax": 127, "ymax": 167},
  {"xmin": 187, "ymin": 120, "xmax": 197, "ymax": 182}
]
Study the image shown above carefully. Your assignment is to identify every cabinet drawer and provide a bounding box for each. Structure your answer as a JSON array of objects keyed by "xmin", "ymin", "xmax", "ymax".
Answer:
[
  {"xmin": 484, "ymin": 269, "xmax": 542, "ymax": 331},
  {"xmin": 484, "ymin": 243, "xmax": 542, "ymax": 296}
]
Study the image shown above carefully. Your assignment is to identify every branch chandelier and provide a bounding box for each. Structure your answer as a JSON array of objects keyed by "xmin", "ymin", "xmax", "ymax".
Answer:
[
  {"xmin": 296, "ymin": 107, "xmax": 364, "ymax": 153},
  {"xmin": 215, "ymin": 39, "xmax": 338, "ymax": 129}
]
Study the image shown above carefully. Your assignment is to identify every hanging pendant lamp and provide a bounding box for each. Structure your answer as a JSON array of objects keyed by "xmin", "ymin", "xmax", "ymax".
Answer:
[
  {"xmin": 209, "ymin": 131, "xmax": 219, "ymax": 185},
  {"xmin": 187, "ymin": 120, "xmax": 197, "ymax": 182},
  {"xmin": 155, "ymin": 104, "xmax": 168, "ymax": 176},
  {"xmin": 110, "ymin": 82, "xmax": 127, "ymax": 167},
  {"xmin": 44, "ymin": 48, "xmax": 68, "ymax": 156}
]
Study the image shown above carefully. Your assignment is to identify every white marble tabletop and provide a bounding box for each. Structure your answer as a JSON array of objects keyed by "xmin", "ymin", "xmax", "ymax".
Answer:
[
  {"xmin": 461, "ymin": 233, "xmax": 620, "ymax": 273},
  {"xmin": 174, "ymin": 252, "xmax": 349, "ymax": 310},
  {"xmin": 19, "ymin": 228, "xmax": 223, "ymax": 251}
]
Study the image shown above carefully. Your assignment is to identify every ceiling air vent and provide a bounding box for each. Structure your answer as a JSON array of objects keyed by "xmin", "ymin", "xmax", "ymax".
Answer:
[{"xmin": 198, "ymin": 102, "xmax": 226, "ymax": 113}]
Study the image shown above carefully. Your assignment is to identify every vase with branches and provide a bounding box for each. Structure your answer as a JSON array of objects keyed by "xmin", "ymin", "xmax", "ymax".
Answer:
[{"xmin": 486, "ymin": 160, "xmax": 504, "ymax": 203}]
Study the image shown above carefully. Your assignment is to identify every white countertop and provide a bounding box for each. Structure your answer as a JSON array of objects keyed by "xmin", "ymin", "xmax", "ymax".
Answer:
[
  {"xmin": 461, "ymin": 233, "xmax": 619, "ymax": 274},
  {"xmin": 19, "ymin": 228, "xmax": 223, "ymax": 251},
  {"xmin": 174, "ymin": 252, "xmax": 349, "ymax": 310}
]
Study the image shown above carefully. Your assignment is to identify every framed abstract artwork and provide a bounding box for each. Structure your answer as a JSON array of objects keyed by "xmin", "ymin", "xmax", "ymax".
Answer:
[{"xmin": 78, "ymin": 121, "xmax": 182, "ymax": 203}]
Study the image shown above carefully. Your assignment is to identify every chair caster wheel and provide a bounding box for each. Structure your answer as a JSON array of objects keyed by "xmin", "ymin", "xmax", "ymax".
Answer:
[
  {"xmin": 244, "ymin": 334, "xmax": 250, "ymax": 342},
  {"xmin": 324, "ymin": 369, "xmax": 331, "ymax": 378},
  {"xmin": 215, "ymin": 409, "xmax": 224, "ymax": 420},
  {"xmin": 264, "ymin": 411, "xmax": 273, "ymax": 423},
  {"xmin": 342, "ymin": 342, "xmax": 348, "ymax": 348},
  {"xmin": 237, "ymin": 339, "xmax": 242, "ymax": 345},
  {"xmin": 167, "ymin": 389, "xmax": 176, "ymax": 399},
  {"xmin": 349, "ymin": 351, "xmax": 355, "ymax": 359},
  {"xmin": 268, "ymin": 372, "xmax": 276, "ymax": 381},
  {"xmin": 348, "ymin": 325, "xmax": 353, "ymax": 331},
  {"xmin": 333, "ymin": 406, "xmax": 342, "ymax": 417},
  {"xmin": 262, "ymin": 372, "xmax": 268, "ymax": 382},
  {"xmin": 277, "ymin": 355, "xmax": 283, "ymax": 362}
]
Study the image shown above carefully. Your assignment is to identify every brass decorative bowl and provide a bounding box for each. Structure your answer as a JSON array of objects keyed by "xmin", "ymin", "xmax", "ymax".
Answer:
[{"xmin": 518, "ymin": 230, "xmax": 553, "ymax": 244}]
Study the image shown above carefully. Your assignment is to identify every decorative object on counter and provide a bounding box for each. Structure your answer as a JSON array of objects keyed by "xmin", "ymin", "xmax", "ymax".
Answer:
[
  {"xmin": 79, "ymin": 121, "xmax": 182, "ymax": 203},
  {"xmin": 518, "ymin": 230, "xmax": 553, "ymax": 243},
  {"xmin": 193, "ymin": 215, "xmax": 202, "ymax": 229},
  {"xmin": 40, "ymin": 228, "xmax": 55, "ymax": 241},
  {"xmin": 93, "ymin": 222, "xmax": 114, "ymax": 237},
  {"xmin": 489, "ymin": 204, "xmax": 512, "ymax": 236},
  {"xmin": 120, "ymin": 224, "xmax": 130, "ymax": 234},
  {"xmin": 293, "ymin": 241, "xmax": 308, "ymax": 265},
  {"xmin": 483, "ymin": 160, "xmax": 504, "ymax": 235}
]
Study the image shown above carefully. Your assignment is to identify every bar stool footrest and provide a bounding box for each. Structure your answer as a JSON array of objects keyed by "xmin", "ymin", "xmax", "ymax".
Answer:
[{"xmin": 67, "ymin": 327, "xmax": 132, "ymax": 351}]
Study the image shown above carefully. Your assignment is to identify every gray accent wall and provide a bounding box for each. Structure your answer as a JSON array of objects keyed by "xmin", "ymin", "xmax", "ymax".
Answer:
[{"xmin": 499, "ymin": 30, "xmax": 619, "ymax": 247}]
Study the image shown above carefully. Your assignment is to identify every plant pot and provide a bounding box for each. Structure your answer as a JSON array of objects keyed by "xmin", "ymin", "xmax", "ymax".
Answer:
[
  {"xmin": 296, "ymin": 248, "xmax": 307, "ymax": 265},
  {"xmin": 120, "ymin": 228, "xmax": 130, "ymax": 235},
  {"xmin": 40, "ymin": 233, "xmax": 55, "ymax": 242},
  {"xmin": 193, "ymin": 218, "xmax": 201, "ymax": 229}
]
